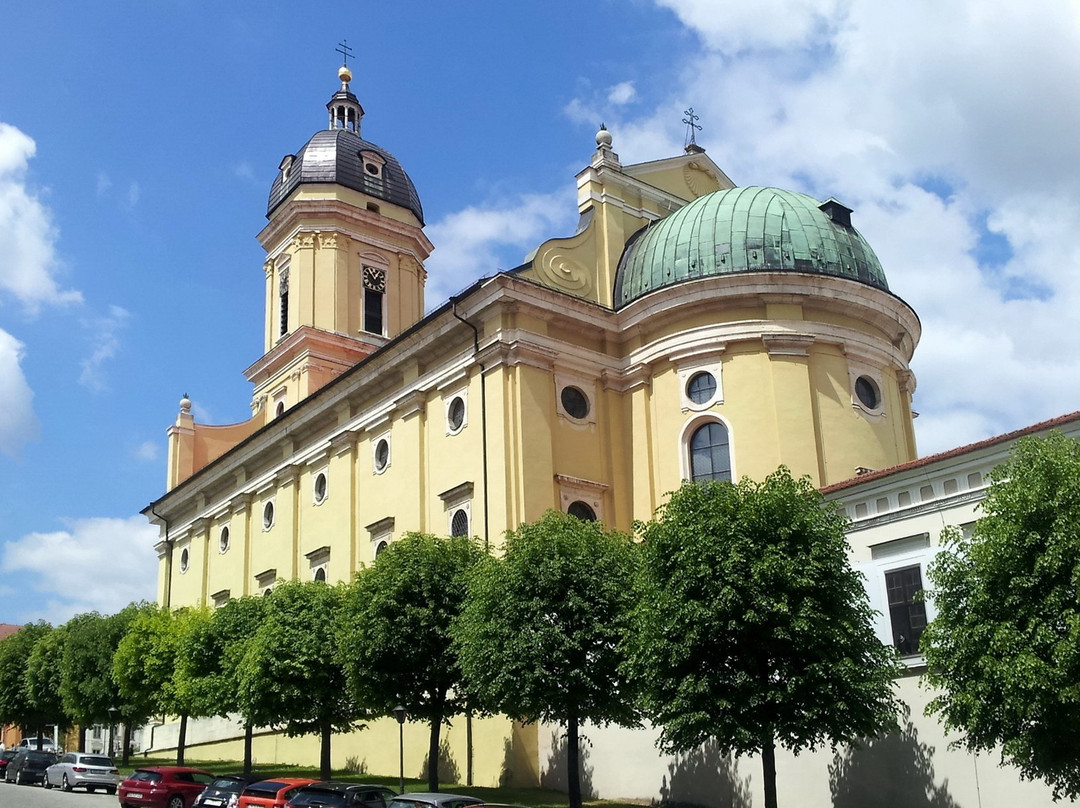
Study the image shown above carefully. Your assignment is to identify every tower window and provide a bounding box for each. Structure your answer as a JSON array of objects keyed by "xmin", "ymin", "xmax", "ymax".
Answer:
[
  {"xmin": 690, "ymin": 421, "xmax": 732, "ymax": 483},
  {"xmin": 567, "ymin": 501, "xmax": 597, "ymax": 522},
  {"xmin": 362, "ymin": 265, "xmax": 386, "ymax": 336},
  {"xmin": 687, "ymin": 372, "xmax": 717, "ymax": 405},
  {"xmin": 278, "ymin": 266, "xmax": 290, "ymax": 337},
  {"xmin": 855, "ymin": 375, "xmax": 880, "ymax": 410},
  {"xmin": 450, "ymin": 508, "xmax": 470, "ymax": 537},
  {"xmin": 560, "ymin": 385, "xmax": 590, "ymax": 420}
]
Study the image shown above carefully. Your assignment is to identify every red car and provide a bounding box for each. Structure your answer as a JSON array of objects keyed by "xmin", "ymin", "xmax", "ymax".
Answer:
[
  {"xmin": 118, "ymin": 765, "xmax": 215, "ymax": 808},
  {"xmin": 238, "ymin": 777, "xmax": 318, "ymax": 808}
]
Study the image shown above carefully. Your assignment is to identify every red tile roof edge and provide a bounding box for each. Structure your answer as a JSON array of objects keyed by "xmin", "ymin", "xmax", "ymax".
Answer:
[
  {"xmin": 0, "ymin": 624, "xmax": 23, "ymax": 641},
  {"xmin": 822, "ymin": 409, "xmax": 1080, "ymax": 494}
]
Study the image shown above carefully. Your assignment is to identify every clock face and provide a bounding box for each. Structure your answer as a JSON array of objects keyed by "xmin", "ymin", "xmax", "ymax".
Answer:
[{"xmin": 363, "ymin": 266, "xmax": 386, "ymax": 292}]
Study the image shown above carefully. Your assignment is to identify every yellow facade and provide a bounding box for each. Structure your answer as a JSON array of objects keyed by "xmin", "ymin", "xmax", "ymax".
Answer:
[{"xmin": 148, "ymin": 71, "xmax": 920, "ymax": 783}]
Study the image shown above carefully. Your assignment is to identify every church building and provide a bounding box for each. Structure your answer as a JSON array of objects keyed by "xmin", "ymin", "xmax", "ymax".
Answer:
[{"xmin": 141, "ymin": 64, "xmax": 1057, "ymax": 805}]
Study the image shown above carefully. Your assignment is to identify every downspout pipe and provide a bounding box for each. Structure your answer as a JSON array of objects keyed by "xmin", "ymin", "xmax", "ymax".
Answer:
[
  {"xmin": 150, "ymin": 505, "xmax": 172, "ymax": 608},
  {"xmin": 450, "ymin": 298, "xmax": 490, "ymax": 551}
]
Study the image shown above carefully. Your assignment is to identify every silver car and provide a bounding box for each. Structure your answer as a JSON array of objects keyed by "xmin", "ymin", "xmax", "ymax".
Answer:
[{"xmin": 43, "ymin": 751, "xmax": 120, "ymax": 793}]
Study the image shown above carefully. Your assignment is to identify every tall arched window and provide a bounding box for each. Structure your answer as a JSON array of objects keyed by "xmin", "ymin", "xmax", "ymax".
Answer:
[{"xmin": 690, "ymin": 421, "xmax": 731, "ymax": 482}]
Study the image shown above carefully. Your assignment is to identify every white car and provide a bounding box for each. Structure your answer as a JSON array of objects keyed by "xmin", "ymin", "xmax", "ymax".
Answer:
[
  {"xmin": 44, "ymin": 751, "xmax": 120, "ymax": 793},
  {"xmin": 17, "ymin": 737, "xmax": 57, "ymax": 752}
]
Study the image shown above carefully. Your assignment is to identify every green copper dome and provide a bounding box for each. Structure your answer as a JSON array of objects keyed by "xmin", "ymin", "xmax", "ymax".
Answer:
[{"xmin": 613, "ymin": 186, "xmax": 888, "ymax": 308}]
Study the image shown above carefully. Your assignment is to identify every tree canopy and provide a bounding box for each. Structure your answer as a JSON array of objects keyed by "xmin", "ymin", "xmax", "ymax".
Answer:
[
  {"xmin": 455, "ymin": 510, "xmax": 640, "ymax": 808},
  {"xmin": 922, "ymin": 431, "xmax": 1080, "ymax": 799},
  {"xmin": 626, "ymin": 471, "xmax": 901, "ymax": 808},
  {"xmin": 0, "ymin": 622, "xmax": 62, "ymax": 744},
  {"xmin": 339, "ymin": 532, "xmax": 485, "ymax": 792},
  {"xmin": 239, "ymin": 579, "xmax": 360, "ymax": 780}
]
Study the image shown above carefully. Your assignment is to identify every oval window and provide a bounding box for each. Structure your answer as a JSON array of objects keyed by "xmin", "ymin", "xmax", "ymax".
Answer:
[
  {"xmin": 687, "ymin": 371, "xmax": 717, "ymax": 405},
  {"xmin": 855, "ymin": 376, "xmax": 880, "ymax": 410},
  {"xmin": 263, "ymin": 501, "xmax": 275, "ymax": 530},
  {"xmin": 448, "ymin": 396, "xmax": 466, "ymax": 432},
  {"xmin": 219, "ymin": 526, "xmax": 230, "ymax": 554},
  {"xmin": 561, "ymin": 386, "xmax": 590, "ymax": 420},
  {"xmin": 314, "ymin": 472, "xmax": 328, "ymax": 504},
  {"xmin": 179, "ymin": 547, "xmax": 190, "ymax": 573},
  {"xmin": 374, "ymin": 438, "xmax": 390, "ymax": 472}
]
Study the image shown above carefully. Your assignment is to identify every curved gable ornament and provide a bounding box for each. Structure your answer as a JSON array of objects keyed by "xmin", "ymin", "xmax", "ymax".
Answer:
[{"xmin": 683, "ymin": 160, "xmax": 718, "ymax": 199}]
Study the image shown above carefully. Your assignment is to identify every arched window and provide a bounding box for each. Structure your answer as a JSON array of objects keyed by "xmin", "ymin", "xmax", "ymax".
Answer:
[
  {"xmin": 567, "ymin": 501, "xmax": 597, "ymax": 522},
  {"xmin": 690, "ymin": 421, "xmax": 732, "ymax": 483},
  {"xmin": 450, "ymin": 508, "xmax": 469, "ymax": 537}
]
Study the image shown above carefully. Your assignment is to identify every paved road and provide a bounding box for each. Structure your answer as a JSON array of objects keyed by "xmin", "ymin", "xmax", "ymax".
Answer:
[{"xmin": 0, "ymin": 781, "xmax": 118, "ymax": 807}]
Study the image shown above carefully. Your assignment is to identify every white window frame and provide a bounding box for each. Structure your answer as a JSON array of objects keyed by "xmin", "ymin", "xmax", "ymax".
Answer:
[
  {"xmin": 680, "ymin": 413, "xmax": 736, "ymax": 483},
  {"xmin": 857, "ymin": 542, "xmax": 941, "ymax": 668},
  {"xmin": 373, "ymin": 433, "xmax": 392, "ymax": 474},
  {"xmin": 678, "ymin": 362, "xmax": 724, "ymax": 412},
  {"xmin": 445, "ymin": 390, "xmax": 468, "ymax": 435},
  {"xmin": 554, "ymin": 372, "xmax": 597, "ymax": 426}
]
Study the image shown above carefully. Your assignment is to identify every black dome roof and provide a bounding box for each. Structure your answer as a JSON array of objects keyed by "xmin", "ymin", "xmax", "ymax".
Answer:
[{"xmin": 267, "ymin": 128, "xmax": 424, "ymax": 224}]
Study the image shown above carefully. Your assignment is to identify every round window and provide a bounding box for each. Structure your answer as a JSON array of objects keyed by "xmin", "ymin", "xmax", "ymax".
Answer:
[
  {"xmin": 567, "ymin": 501, "xmax": 597, "ymax": 522},
  {"xmin": 365, "ymin": 162, "xmax": 380, "ymax": 175},
  {"xmin": 448, "ymin": 396, "xmax": 465, "ymax": 432},
  {"xmin": 313, "ymin": 472, "xmax": 328, "ymax": 504},
  {"xmin": 855, "ymin": 376, "xmax": 880, "ymax": 410},
  {"xmin": 561, "ymin": 386, "xmax": 590, "ymax": 419},
  {"xmin": 374, "ymin": 438, "xmax": 390, "ymax": 472},
  {"xmin": 263, "ymin": 501, "xmax": 275, "ymax": 530},
  {"xmin": 179, "ymin": 547, "xmax": 189, "ymax": 573},
  {"xmin": 219, "ymin": 526, "xmax": 230, "ymax": 554},
  {"xmin": 450, "ymin": 508, "xmax": 469, "ymax": 537},
  {"xmin": 687, "ymin": 371, "xmax": 717, "ymax": 405}
]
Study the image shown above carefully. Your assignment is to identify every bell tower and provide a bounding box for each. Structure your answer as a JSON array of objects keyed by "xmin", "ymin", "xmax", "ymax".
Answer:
[{"xmin": 247, "ymin": 63, "xmax": 433, "ymax": 422}]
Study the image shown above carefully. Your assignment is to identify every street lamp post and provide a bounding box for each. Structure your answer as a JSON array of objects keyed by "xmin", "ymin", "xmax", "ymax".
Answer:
[
  {"xmin": 106, "ymin": 707, "xmax": 117, "ymax": 757},
  {"xmin": 392, "ymin": 704, "xmax": 407, "ymax": 795}
]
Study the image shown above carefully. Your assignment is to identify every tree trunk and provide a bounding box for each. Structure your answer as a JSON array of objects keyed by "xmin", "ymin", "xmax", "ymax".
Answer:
[
  {"xmin": 121, "ymin": 722, "xmax": 132, "ymax": 767},
  {"xmin": 761, "ymin": 734, "xmax": 778, "ymax": 808},
  {"xmin": 243, "ymin": 723, "xmax": 254, "ymax": 774},
  {"xmin": 466, "ymin": 711, "xmax": 473, "ymax": 786},
  {"xmin": 427, "ymin": 707, "xmax": 443, "ymax": 792},
  {"xmin": 77, "ymin": 724, "xmax": 87, "ymax": 754},
  {"xmin": 567, "ymin": 714, "xmax": 582, "ymax": 808},
  {"xmin": 320, "ymin": 717, "xmax": 332, "ymax": 781},
  {"xmin": 176, "ymin": 713, "xmax": 188, "ymax": 765}
]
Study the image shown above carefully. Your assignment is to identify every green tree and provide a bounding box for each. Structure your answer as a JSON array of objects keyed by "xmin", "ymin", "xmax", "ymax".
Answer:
[
  {"xmin": 626, "ymin": 471, "xmax": 901, "ymax": 808},
  {"xmin": 239, "ymin": 579, "xmax": 360, "ymax": 780},
  {"xmin": 922, "ymin": 431, "xmax": 1080, "ymax": 799},
  {"xmin": 174, "ymin": 597, "xmax": 265, "ymax": 773},
  {"xmin": 455, "ymin": 511, "xmax": 640, "ymax": 808},
  {"xmin": 61, "ymin": 605, "xmax": 146, "ymax": 760},
  {"xmin": 25, "ymin": 626, "xmax": 70, "ymax": 741},
  {"xmin": 114, "ymin": 605, "xmax": 198, "ymax": 764},
  {"xmin": 339, "ymin": 532, "xmax": 485, "ymax": 792},
  {"xmin": 0, "ymin": 622, "xmax": 57, "ymax": 746}
]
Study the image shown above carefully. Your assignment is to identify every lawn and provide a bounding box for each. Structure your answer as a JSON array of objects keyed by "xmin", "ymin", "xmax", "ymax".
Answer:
[{"xmin": 118, "ymin": 756, "xmax": 646, "ymax": 808}]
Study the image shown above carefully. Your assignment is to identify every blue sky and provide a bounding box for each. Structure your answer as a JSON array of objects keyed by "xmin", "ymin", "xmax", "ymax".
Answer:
[{"xmin": 3, "ymin": 0, "xmax": 1080, "ymax": 625}]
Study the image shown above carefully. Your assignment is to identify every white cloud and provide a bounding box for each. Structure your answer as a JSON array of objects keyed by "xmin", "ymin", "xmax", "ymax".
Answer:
[
  {"xmin": 135, "ymin": 440, "xmax": 159, "ymax": 462},
  {"xmin": 424, "ymin": 190, "xmax": 578, "ymax": 308},
  {"xmin": 0, "ymin": 122, "xmax": 82, "ymax": 311},
  {"xmin": 0, "ymin": 328, "xmax": 38, "ymax": 458},
  {"xmin": 1, "ymin": 515, "xmax": 158, "ymax": 624},
  {"xmin": 608, "ymin": 81, "xmax": 636, "ymax": 106},
  {"xmin": 632, "ymin": 0, "xmax": 1080, "ymax": 454},
  {"xmin": 79, "ymin": 304, "xmax": 130, "ymax": 392}
]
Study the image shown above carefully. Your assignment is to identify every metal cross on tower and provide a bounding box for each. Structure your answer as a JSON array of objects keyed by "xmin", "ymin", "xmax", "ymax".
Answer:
[
  {"xmin": 336, "ymin": 39, "xmax": 354, "ymax": 66},
  {"xmin": 683, "ymin": 107, "xmax": 702, "ymax": 148}
]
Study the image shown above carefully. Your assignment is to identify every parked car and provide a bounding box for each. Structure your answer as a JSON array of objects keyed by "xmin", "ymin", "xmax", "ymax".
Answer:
[
  {"xmin": 16, "ymin": 736, "xmax": 58, "ymax": 751},
  {"xmin": 285, "ymin": 782, "xmax": 397, "ymax": 808},
  {"xmin": 117, "ymin": 765, "xmax": 215, "ymax": 808},
  {"xmin": 43, "ymin": 751, "xmax": 120, "ymax": 793},
  {"xmin": 387, "ymin": 795, "xmax": 484, "ymax": 808},
  {"xmin": 3, "ymin": 748, "xmax": 58, "ymax": 785},
  {"xmin": 0, "ymin": 750, "xmax": 16, "ymax": 777},
  {"xmin": 193, "ymin": 773, "xmax": 265, "ymax": 808},
  {"xmin": 238, "ymin": 777, "xmax": 318, "ymax": 808}
]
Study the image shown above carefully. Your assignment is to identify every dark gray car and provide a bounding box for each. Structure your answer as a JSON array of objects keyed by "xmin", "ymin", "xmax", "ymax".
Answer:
[
  {"xmin": 44, "ymin": 751, "xmax": 120, "ymax": 793},
  {"xmin": 4, "ymin": 748, "xmax": 58, "ymax": 785}
]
